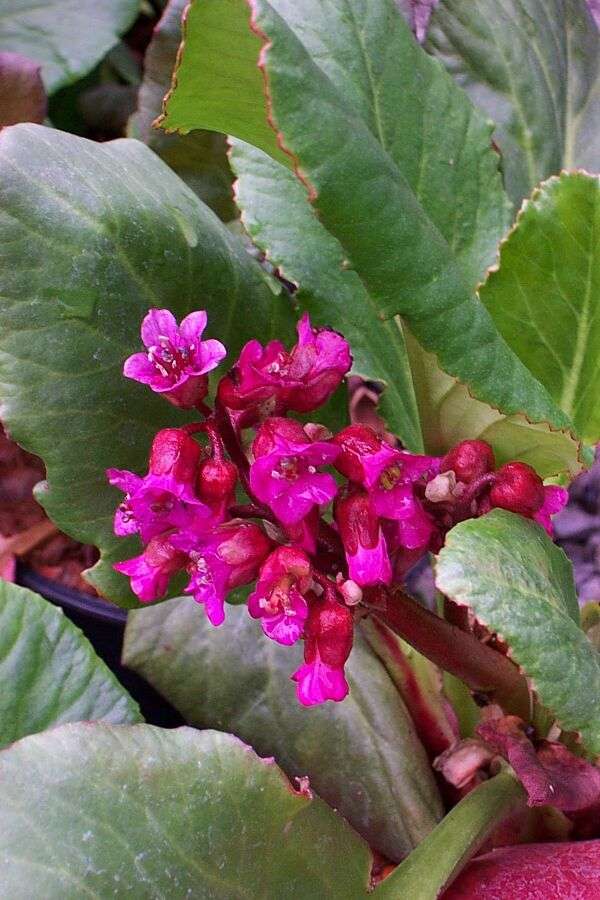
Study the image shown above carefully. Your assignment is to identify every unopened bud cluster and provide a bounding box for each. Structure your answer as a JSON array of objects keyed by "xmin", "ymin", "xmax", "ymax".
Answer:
[{"xmin": 109, "ymin": 309, "xmax": 567, "ymax": 706}]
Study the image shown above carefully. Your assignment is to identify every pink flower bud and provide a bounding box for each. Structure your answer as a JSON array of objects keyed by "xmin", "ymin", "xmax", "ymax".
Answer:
[
  {"xmin": 248, "ymin": 546, "xmax": 312, "ymax": 645},
  {"xmin": 292, "ymin": 597, "xmax": 354, "ymax": 706},
  {"xmin": 441, "ymin": 440, "xmax": 496, "ymax": 483},
  {"xmin": 490, "ymin": 461, "xmax": 545, "ymax": 517},
  {"xmin": 197, "ymin": 457, "xmax": 238, "ymax": 503},
  {"xmin": 148, "ymin": 428, "xmax": 201, "ymax": 483},
  {"xmin": 334, "ymin": 488, "xmax": 391, "ymax": 586}
]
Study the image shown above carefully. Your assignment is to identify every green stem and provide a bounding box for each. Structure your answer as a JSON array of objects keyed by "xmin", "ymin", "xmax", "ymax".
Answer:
[
  {"xmin": 366, "ymin": 588, "xmax": 530, "ymax": 720},
  {"xmin": 374, "ymin": 771, "xmax": 525, "ymax": 898}
]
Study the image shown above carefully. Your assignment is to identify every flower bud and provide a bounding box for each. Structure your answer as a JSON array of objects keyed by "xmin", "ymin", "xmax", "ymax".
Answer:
[
  {"xmin": 332, "ymin": 425, "xmax": 383, "ymax": 482},
  {"xmin": 441, "ymin": 440, "xmax": 495, "ymax": 483},
  {"xmin": 334, "ymin": 488, "xmax": 391, "ymax": 586},
  {"xmin": 197, "ymin": 457, "xmax": 238, "ymax": 503},
  {"xmin": 148, "ymin": 428, "xmax": 201, "ymax": 483},
  {"xmin": 489, "ymin": 461, "xmax": 545, "ymax": 517},
  {"xmin": 292, "ymin": 596, "xmax": 354, "ymax": 706}
]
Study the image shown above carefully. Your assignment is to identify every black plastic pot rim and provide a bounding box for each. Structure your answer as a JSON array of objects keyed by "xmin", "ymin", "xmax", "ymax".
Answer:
[{"xmin": 17, "ymin": 564, "xmax": 127, "ymax": 627}]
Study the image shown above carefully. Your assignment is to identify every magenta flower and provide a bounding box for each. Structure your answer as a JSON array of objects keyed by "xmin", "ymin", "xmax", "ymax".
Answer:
[
  {"xmin": 114, "ymin": 537, "xmax": 186, "ymax": 602},
  {"xmin": 250, "ymin": 418, "xmax": 340, "ymax": 527},
  {"xmin": 292, "ymin": 597, "xmax": 354, "ymax": 706},
  {"xmin": 334, "ymin": 489, "xmax": 391, "ymax": 586},
  {"xmin": 107, "ymin": 468, "xmax": 211, "ymax": 544},
  {"xmin": 173, "ymin": 523, "xmax": 272, "ymax": 627},
  {"xmin": 123, "ymin": 309, "xmax": 226, "ymax": 408},
  {"xmin": 534, "ymin": 485, "xmax": 569, "ymax": 536},
  {"xmin": 218, "ymin": 313, "xmax": 351, "ymax": 423},
  {"xmin": 248, "ymin": 546, "xmax": 312, "ymax": 645},
  {"xmin": 283, "ymin": 312, "xmax": 352, "ymax": 412}
]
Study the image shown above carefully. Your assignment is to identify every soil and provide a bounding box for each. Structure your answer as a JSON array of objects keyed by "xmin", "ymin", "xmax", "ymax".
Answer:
[{"xmin": 0, "ymin": 426, "xmax": 98, "ymax": 594}]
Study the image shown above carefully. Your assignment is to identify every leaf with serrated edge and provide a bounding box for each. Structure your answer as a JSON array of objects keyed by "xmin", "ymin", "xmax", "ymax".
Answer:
[
  {"xmin": 123, "ymin": 599, "xmax": 443, "ymax": 861},
  {"xmin": 427, "ymin": 0, "xmax": 600, "ymax": 207},
  {"xmin": 128, "ymin": 0, "xmax": 235, "ymax": 221},
  {"xmin": 0, "ymin": 724, "xmax": 373, "ymax": 898},
  {"xmin": 161, "ymin": 0, "xmax": 580, "ymax": 460},
  {"xmin": 0, "ymin": 0, "xmax": 140, "ymax": 94},
  {"xmin": 404, "ymin": 325, "xmax": 583, "ymax": 477},
  {"xmin": 0, "ymin": 581, "xmax": 141, "ymax": 747},
  {"xmin": 230, "ymin": 139, "xmax": 423, "ymax": 450},
  {"xmin": 0, "ymin": 123, "xmax": 295, "ymax": 607},
  {"xmin": 436, "ymin": 510, "xmax": 600, "ymax": 757},
  {"xmin": 481, "ymin": 173, "xmax": 600, "ymax": 445}
]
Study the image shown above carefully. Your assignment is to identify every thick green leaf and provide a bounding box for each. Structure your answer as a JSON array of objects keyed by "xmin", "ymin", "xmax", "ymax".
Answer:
[
  {"xmin": 0, "ymin": 724, "xmax": 373, "ymax": 898},
  {"xmin": 123, "ymin": 599, "xmax": 443, "ymax": 861},
  {"xmin": 230, "ymin": 140, "xmax": 422, "ymax": 450},
  {"xmin": 404, "ymin": 325, "xmax": 583, "ymax": 477},
  {"xmin": 162, "ymin": 0, "xmax": 580, "ymax": 456},
  {"xmin": 0, "ymin": 0, "xmax": 140, "ymax": 94},
  {"xmin": 436, "ymin": 510, "xmax": 600, "ymax": 756},
  {"xmin": 0, "ymin": 123, "xmax": 295, "ymax": 607},
  {"xmin": 129, "ymin": 0, "xmax": 235, "ymax": 221},
  {"xmin": 427, "ymin": 0, "xmax": 600, "ymax": 207},
  {"xmin": 0, "ymin": 581, "xmax": 141, "ymax": 747},
  {"xmin": 481, "ymin": 173, "xmax": 600, "ymax": 444}
]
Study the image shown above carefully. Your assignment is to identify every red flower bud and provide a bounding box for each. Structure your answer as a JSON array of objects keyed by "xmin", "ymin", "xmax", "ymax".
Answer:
[
  {"xmin": 148, "ymin": 428, "xmax": 201, "ymax": 483},
  {"xmin": 490, "ymin": 461, "xmax": 545, "ymax": 517},
  {"xmin": 197, "ymin": 458, "xmax": 238, "ymax": 503},
  {"xmin": 304, "ymin": 598, "xmax": 354, "ymax": 669},
  {"xmin": 334, "ymin": 489, "xmax": 380, "ymax": 556},
  {"xmin": 332, "ymin": 425, "xmax": 382, "ymax": 482},
  {"xmin": 441, "ymin": 440, "xmax": 495, "ymax": 483}
]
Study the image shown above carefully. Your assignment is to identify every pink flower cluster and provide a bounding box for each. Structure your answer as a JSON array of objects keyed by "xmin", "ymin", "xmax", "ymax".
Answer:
[{"xmin": 109, "ymin": 308, "xmax": 567, "ymax": 707}]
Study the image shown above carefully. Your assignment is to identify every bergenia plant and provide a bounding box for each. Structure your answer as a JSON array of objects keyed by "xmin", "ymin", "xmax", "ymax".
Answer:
[{"xmin": 0, "ymin": 0, "xmax": 599, "ymax": 896}]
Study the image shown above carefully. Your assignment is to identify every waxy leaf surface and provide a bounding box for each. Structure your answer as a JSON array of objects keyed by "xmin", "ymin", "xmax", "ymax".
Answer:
[
  {"xmin": 0, "ymin": 581, "xmax": 141, "ymax": 747},
  {"xmin": 427, "ymin": 0, "xmax": 600, "ymax": 207},
  {"xmin": 123, "ymin": 599, "xmax": 443, "ymax": 861},
  {"xmin": 436, "ymin": 510, "xmax": 600, "ymax": 757},
  {"xmin": 0, "ymin": 725, "xmax": 372, "ymax": 898},
  {"xmin": 481, "ymin": 173, "xmax": 600, "ymax": 444},
  {"xmin": 162, "ymin": 0, "xmax": 578, "ymax": 449},
  {"xmin": 230, "ymin": 140, "xmax": 422, "ymax": 451},
  {"xmin": 0, "ymin": 123, "xmax": 294, "ymax": 606},
  {"xmin": 0, "ymin": 0, "xmax": 140, "ymax": 93},
  {"xmin": 129, "ymin": 0, "xmax": 235, "ymax": 221}
]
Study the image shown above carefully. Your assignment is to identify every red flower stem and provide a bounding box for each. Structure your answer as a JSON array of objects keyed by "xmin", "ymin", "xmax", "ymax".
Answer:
[
  {"xmin": 312, "ymin": 569, "xmax": 340, "ymax": 603},
  {"xmin": 214, "ymin": 399, "xmax": 254, "ymax": 497},
  {"xmin": 364, "ymin": 587, "xmax": 530, "ymax": 720},
  {"xmin": 194, "ymin": 399, "xmax": 213, "ymax": 418}
]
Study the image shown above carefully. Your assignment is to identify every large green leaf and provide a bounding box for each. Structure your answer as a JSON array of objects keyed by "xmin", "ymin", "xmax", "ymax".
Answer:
[
  {"xmin": 427, "ymin": 0, "xmax": 600, "ymax": 207},
  {"xmin": 481, "ymin": 173, "xmax": 600, "ymax": 444},
  {"xmin": 0, "ymin": 724, "xmax": 373, "ymax": 898},
  {"xmin": 0, "ymin": 581, "xmax": 141, "ymax": 747},
  {"xmin": 0, "ymin": 123, "xmax": 294, "ymax": 607},
  {"xmin": 436, "ymin": 510, "xmax": 600, "ymax": 757},
  {"xmin": 128, "ymin": 0, "xmax": 235, "ymax": 221},
  {"xmin": 230, "ymin": 140, "xmax": 422, "ymax": 450},
  {"xmin": 161, "ymin": 0, "xmax": 580, "ymax": 458},
  {"xmin": 404, "ymin": 325, "xmax": 583, "ymax": 477},
  {"xmin": 123, "ymin": 599, "xmax": 443, "ymax": 861},
  {"xmin": 0, "ymin": 0, "xmax": 140, "ymax": 94}
]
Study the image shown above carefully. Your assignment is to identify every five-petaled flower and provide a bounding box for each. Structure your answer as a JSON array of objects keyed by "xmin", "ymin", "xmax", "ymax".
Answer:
[{"xmin": 124, "ymin": 308, "xmax": 226, "ymax": 408}]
